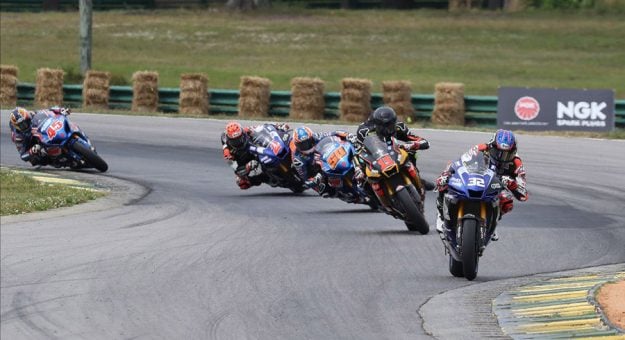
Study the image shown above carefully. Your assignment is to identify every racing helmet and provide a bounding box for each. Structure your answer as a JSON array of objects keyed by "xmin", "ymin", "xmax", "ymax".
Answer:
[
  {"xmin": 293, "ymin": 126, "xmax": 315, "ymax": 154},
  {"xmin": 371, "ymin": 106, "xmax": 397, "ymax": 138},
  {"xmin": 489, "ymin": 129, "xmax": 517, "ymax": 165},
  {"xmin": 225, "ymin": 121, "xmax": 248, "ymax": 149},
  {"xmin": 9, "ymin": 107, "xmax": 32, "ymax": 132}
]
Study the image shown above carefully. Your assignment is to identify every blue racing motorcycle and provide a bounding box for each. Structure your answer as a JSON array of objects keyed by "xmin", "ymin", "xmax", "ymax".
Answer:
[
  {"xmin": 315, "ymin": 135, "xmax": 375, "ymax": 207},
  {"xmin": 440, "ymin": 149, "xmax": 503, "ymax": 280},
  {"xmin": 248, "ymin": 124, "xmax": 306, "ymax": 193},
  {"xmin": 30, "ymin": 111, "xmax": 108, "ymax": 172}
]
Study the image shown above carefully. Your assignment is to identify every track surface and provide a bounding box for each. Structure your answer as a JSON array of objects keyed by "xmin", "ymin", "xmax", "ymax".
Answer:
[{"xmin": 1, "ymin": 113, "xmax": 624, "ymax": 339}]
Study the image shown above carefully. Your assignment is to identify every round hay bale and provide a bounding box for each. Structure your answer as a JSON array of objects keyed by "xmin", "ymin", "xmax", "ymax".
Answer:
[
  {"xmin": 382, "ymin": 80, "xmax": 414, "ymax": 122},
  {"xmin": 179, "ymin": 73, "xmax": 209, "ymax": 115},
  {"xmin": 504, "ymin": 0, "xmax": 526, "ymax": 11},
  {"xmin": 83, "ymin": 70, "xmax": 111, "ymax": 109},
  {"xmin": 432, "ymin": 82, "xmax": 465, "ymax": 126},
  {"xmin": 238, "ymin": 76, "xmax": 271, "ymax": 118},
  {"xmin": 35, "ymin": 68, "xmax": 64, "ymax": 108},
  {"xmin": 0, "ymin": 65, "xmax": 19, "ymax": 107},
  {"xmin": 290, "ymin": 77, "xmax": 325, "ymax": 121},
  {"xmin": 132, "ymin": 71, "xmax": 159, "ymax": 112},
  {"xmin": 449, "ymin": 0, "xmax": 477, "ymax": 10},
  {"xmin": 339, "ymin": 78, "xmax": 372, "ymax": 122}
]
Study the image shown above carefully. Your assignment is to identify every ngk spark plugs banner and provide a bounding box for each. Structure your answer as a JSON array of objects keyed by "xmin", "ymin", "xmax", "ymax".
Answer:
[{"xmin": 497, "ymin": 87, "xmax": 615, "ymax": 132}]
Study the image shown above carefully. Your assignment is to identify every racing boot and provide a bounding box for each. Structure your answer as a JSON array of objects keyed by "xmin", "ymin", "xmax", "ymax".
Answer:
[{"xmin": 491, "ymin": 231, "xmax": 499, "ymax": 241}]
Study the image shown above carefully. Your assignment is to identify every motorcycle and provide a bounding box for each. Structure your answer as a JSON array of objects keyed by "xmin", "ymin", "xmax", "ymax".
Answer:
[
  {"xmin": 30, "ymin": 111, "xmax": 108, "ymax": 172},
  {"xmin": 314, "ymin": 135, "xmax": 377, "ymax": 208},
  {"xmin": 357, "ymin": 135, "xmax": 429, "ymax": 233},
  {"xmin": 248, "ymin": 124, "xmax": 306, "ymax": 193},
  {"xmin": 440, "ymin": 149, "xmax": 503, "ymax": 281}
]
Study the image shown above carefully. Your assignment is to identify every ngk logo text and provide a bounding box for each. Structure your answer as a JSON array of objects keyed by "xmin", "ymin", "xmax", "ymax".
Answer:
[{"xmin": 557, "ymin": 101, "xmax": 607, "ymax": 127}]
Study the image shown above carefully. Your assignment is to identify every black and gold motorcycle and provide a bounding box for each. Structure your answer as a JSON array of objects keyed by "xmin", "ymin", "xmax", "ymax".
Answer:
[{"xmin": 357, "ymin": 135, "xmax": 429, "ymax": 234}]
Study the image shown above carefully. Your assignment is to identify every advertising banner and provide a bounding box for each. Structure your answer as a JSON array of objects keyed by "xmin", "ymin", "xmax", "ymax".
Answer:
[{"xmin": 497, "ymin": 87, "xmax": 615, "ymax": 132}]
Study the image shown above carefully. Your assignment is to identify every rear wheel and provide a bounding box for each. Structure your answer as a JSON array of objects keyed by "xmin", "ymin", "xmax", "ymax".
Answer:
[
  {"xmin": 71, "ymin": 140, "xmax": 108, "ymax": 172},
  {"xmin": 461, "ymin": 219, "xmax": 479, "ymax": 281},
  {"xmin": 396, "ymin": 188, "xmax": 429, "ymax": 234},
  {"xmin": 449, "ymin": 255, "xmax": 464, "ymax": 277}
]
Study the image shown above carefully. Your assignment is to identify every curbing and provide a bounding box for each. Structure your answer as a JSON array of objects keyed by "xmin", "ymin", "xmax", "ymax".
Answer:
[
  {"xmin": 0, "ymin": 165, "xmax": 149, "ymax": 224},
  {"xmin": 493, "ymin": 271, "xmax": 625, "ymax": 339},
  {"xmin": 420, "ymin": 263, "xmax": 625, "ymax": 340}
]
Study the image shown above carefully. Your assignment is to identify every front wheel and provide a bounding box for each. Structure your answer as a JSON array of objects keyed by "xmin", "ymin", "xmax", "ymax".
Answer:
[
  {"xmin": 71, "ymin": 141, "xmax": 108, "ymax": 172},
  {"xmin": 396, "ymin": 188, "xmax": 429, "ymax": 234},
  {"xmin": 461, "ymin": 219, "xmax": 479, "ymax": 281}
]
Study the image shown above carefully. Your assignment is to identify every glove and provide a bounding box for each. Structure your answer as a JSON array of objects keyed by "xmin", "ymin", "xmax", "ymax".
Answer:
[
  {"xmin": 246, "ymin": 160, "xmax": 259, "ymax": 173},
  {"xmin": 401, "ymin": 140, "xmax": 428, "ymax": 151},
  {"xmin": 435, "ymin": 173, "xmax": 450, "ymax": 192},
  {"xmin": 50, "ymin": 106, "xmax": 70, "ymax": 116},
  {"xmin": 501, "ymin": 176, "xmax": 518, "ymax": 191},
  {"xmin": 346, "ymin": 133, "xmax": 358, "ymax": 145},
  {"xmin": 236, "ymin": 176, "xmax": 251, "ymax": 190},
  {"xmin": 276, "ymin": 123, "xmax": 290, "ymax": 131},
  {"xmin": 29, "ymin": 144, "xmax": 46, "ymax": 157},
  {"xmin": 223, "ymin": 148, "xmax": 234, "ymax": 161}
]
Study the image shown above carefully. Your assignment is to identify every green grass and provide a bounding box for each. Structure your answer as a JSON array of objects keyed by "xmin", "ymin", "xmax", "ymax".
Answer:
[
  {"xmin": 0, "ymin": 168, "xmax": 105, "ymax": 216},
  {"xmin": 1, "ymin": 7, "xmax": 624, "ymax": 97}
]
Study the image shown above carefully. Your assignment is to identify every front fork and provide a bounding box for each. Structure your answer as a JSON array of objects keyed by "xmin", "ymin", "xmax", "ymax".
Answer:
[{"xmin": 442, "ymin": 201, "xmax": 490, "ymax": 258}]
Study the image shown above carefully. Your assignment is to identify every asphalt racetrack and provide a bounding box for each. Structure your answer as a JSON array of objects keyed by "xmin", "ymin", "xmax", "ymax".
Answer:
[{"xmin": 1, "ymin": 113, "xmax": 624, "ymax": 339}]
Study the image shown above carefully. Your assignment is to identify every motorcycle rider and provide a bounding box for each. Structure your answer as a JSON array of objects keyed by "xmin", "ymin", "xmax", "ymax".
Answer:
[
  {"xmin": 221, "ymin": 120, "xmax": 289, "ymax": 190},
  {"xmin": 291, "ymin": 126, "xmax": 362, "ymax": 200},
  {"xmin": 8, "ymin": 106, "xmax": 71, "ymax": 166},
  {"xmin": 354, "ymin": 106, "xmax": 431, "ymax": 196},
  {"xmin": 434, "ymin": 129, "xmax": 528, "ymax": 241}
]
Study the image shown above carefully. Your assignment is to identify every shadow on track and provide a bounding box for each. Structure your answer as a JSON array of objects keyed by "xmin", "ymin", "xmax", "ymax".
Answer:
[{"xmin": 311, "ymin": 207, "xmax": 380, "ymax": 214}]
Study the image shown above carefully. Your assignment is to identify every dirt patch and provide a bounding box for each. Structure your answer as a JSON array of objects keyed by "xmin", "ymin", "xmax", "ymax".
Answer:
[{"xmin": 596, "ymin": 280, "xmax": 625, "ymax": 330}]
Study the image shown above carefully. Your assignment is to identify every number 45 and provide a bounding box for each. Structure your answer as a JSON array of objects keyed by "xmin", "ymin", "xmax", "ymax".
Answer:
[{"xmin": 468, "ymin": 178, "xmax": 484, "ymax": 187}]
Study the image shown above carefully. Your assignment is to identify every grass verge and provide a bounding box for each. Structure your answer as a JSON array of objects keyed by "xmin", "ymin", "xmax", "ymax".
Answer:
[
  {"xmin": 0, "ymin": 168, "xmax": 105, "ymax": 216},
  {"xmin": 1, "ymin": 8, "xmax": 623, "ymax": 97}
]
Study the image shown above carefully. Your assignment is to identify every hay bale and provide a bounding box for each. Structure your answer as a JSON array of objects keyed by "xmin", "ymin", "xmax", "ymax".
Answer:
[
  {"xmin": 35, "ymin": 68, "xmax": 64, "ymax": 108},
  {"xmin": 132, "ymin": 71, "xmax": 159, "ymax": 112},
  {"xmin": 179, "ymin": 73, "xmax": 209, "ymax": 115},
  {"xmin": 0, "ymin": 65, "xmax": 19, "ymax": 107},
  {"xmin": 432, "ymin": 82, "xmax": 465, "ymax": 126},
  {"xmin": 290, "ymin": 77, "xmax": 325, "ymax": 120},
  {"xmin": 238, "ymin": 76, "xmax": 271, "ymax": 118},
  {"xmin": 449, "ymin": 0, "xmax": 479, "ymax": 10},
  {"xmin": 382, "ymin": 80, "xmax": 414, "ymax": 122},
  {"xmin": 339, "ymin": 78, "xmax": 372, "ymax": 122},
  {"xmin": 504, "ymin": 0, "xmax": 526, "ymax": 11},
  {"xmin": 82, "ymin": 70, "xmax": 110, "ymax": 109}
]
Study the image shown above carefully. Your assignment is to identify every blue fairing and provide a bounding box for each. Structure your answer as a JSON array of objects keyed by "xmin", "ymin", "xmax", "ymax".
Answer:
[
  {"xmin": 448, "ymin": 151, "xmax": 501, "ymax": 202},
  {"xmin": 317, "ymin": 137, "xmax": 354, "ymax": 176},
  {"xmin": 251, "ymin": 124, "xmax": 290, "ymax": 166}
]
